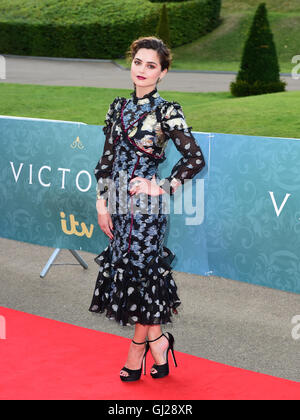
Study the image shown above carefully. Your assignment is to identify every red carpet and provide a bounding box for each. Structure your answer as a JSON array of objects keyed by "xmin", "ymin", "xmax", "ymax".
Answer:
[{"xmin": 0, "ymin": 306, "xmax": 299, "ymax": 400}]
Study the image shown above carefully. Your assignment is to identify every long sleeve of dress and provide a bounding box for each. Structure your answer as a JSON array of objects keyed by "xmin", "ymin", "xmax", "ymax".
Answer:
[
  {"xmin": 159, "ymin": 102, "xmax": 205, "ymax": 195},
  {"xmin": 95, "ymin": 97, "xmax": 119, "ymax": 200}
]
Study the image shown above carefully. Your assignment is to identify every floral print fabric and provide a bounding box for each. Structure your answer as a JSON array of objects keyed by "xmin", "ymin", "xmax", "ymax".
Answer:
[{"xmin": 89, "ymin": 87, "xmax": 205, "ymax": 326}]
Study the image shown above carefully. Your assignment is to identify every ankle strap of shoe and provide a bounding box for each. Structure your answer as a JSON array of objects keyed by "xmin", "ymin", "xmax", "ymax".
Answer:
[
  {"xmin": 147, "ymin": 333, "xmax": 165, "ymax": 343},
  {"xmin": 132, "ymin": 339, "xmax": 146, "ymax": 345}
]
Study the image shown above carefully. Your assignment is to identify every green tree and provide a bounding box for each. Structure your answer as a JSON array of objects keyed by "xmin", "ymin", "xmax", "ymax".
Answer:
[
  {"xmin": 230, "ymin": 2, "xmax": 286, "ymax": 97},
  {"xmin": 155, "ymin": 4, "xmax": 171, "ymax": 47}
]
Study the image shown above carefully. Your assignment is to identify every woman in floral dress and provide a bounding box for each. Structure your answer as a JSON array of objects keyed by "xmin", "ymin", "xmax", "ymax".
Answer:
[{"xmin": 89, "ymin": 37, "xmax": 205, "ymax": 381}]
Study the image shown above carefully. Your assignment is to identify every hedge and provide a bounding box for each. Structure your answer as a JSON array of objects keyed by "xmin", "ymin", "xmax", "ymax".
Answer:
[
  {"xmin": 0, "ymin": 0, "xmax": 221, "ymax": 58},
  {"xmin": 150, "ymin": 0, "xmax": 192, "ymax": 3}
]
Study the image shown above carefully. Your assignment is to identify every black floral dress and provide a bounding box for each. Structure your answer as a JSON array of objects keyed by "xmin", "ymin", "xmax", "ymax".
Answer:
[{"xmin": 89, "ymin": 87, "xmax": 205, "ymax": 326}]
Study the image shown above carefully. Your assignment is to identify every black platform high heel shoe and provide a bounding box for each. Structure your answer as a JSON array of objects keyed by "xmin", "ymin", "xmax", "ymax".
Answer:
[
  {"xmin": 120, "ymin": 339, "xmax": 150, "ymax": 382},
  {"xmin": 147, "ymin": 332, "xmax": 178, "ymax": 379}
]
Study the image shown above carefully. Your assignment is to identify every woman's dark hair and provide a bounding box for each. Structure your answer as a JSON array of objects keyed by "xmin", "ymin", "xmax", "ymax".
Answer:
[{"xmin": 126, "ymin": 36, "xmax": 173, "ymax": 72}]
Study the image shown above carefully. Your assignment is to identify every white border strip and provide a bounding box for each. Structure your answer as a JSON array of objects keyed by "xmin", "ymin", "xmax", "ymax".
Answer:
[{"xmin": 0, "ymin": 115, "xmax": 86, "ymax": 124}]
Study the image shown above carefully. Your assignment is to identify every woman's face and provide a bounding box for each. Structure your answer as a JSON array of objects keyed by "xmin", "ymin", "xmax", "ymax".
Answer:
[{"xmin": 131, "ymin": 48, "xmax": 167, "ymax": 91}]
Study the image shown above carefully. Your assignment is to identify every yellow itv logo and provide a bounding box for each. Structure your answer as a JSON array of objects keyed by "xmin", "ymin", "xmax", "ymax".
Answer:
[{"xmin": 60, "ymin": 212, "xmax": 94, "ymax": 238}]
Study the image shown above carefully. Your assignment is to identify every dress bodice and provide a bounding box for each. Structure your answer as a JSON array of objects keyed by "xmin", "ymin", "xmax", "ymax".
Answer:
[{"xmin": 95, "ymin": 87, "xmax": 206, "ymax": 196}]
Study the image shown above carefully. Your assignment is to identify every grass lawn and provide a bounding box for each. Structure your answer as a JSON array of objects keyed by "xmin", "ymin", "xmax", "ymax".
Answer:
[
  {"xmin": 1, "ymin": 83, "xmax": 300, "ymax": 139},
  {"xmin": 0, "ymin": 1, "xmax": 298, "ymax": 73},
  {"xmin": 116, "ymin": 10, "xmax": 300, "ymax": 74},
  {"xmin": 116, "ymin": 1, "xmax": 300, "ymax": 74}
]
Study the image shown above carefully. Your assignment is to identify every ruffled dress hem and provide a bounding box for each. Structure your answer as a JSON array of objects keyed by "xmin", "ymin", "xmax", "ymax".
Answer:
[{"xmin": 89, "ymin": 246, "xmax": 181, "ymax": 327}]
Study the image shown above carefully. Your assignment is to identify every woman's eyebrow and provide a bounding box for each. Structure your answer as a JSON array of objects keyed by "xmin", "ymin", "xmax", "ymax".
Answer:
[{"xmin": 135, "ymin": 57, "xmax": 158, "ymax": 65}]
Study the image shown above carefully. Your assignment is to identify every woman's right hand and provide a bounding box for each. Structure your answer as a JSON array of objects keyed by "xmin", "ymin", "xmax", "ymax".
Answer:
[{"xmin": 96, "ymin": 199, "xmax": 114, "ymax": 240}]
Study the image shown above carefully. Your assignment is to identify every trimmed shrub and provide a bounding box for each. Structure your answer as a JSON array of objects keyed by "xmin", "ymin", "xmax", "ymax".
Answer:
[
  {"xmin": 230, "ymin": 2, "xmax": 286, "ymax": 97},
  {"xmin": 156, "ymin": 4, "xmax": 171, "ymax": 47}
]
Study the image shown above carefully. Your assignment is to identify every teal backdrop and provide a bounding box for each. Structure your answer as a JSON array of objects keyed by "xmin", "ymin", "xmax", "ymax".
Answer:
[{"xmin": 1, "ymin": 115, "xmax": 299, "ymax": 294}]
